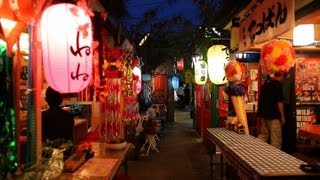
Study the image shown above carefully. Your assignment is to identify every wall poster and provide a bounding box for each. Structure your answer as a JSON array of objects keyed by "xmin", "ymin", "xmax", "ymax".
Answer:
[{"xmin": 295, "ymin": 57, "xmax": 320, "ymax": 103}]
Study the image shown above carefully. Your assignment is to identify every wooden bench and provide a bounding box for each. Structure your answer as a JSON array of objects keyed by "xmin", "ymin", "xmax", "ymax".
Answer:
[{"xmin": 207, "ymin": 128, "xmax": 320, "ymax": 180}]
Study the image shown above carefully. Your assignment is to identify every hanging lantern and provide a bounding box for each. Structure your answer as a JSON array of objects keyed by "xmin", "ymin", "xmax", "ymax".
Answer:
[
  {"xmin": 132, "ymin": 67, "xmax": 142, "ymax": 94},
  {"xmin": 194, "ymin": 61, "xmax": 208, "ymax": 85},
  {"xmin": 176, "ymin": 57, "xmax": 184, "ymax": 71},
  {"xmin": 207, "ymin": 45, "xmax": 229, "ymax": 85},
  {"xmin": 171, "ymin": 76, "xmax": 179, "ymax": 90},
  {"xmin": 40, "ymin": 3, "xmax": 93, "ymax": 93}
]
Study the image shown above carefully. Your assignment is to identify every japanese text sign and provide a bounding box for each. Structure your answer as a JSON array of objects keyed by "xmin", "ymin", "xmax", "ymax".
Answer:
[{"xmin": 239, "ymin": 0, "xmax": 294, "ymax": 51}]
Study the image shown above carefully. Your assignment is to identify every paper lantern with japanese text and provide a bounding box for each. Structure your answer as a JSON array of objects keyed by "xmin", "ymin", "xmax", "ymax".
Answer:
[
  {"xmin": 207, "ymin": 45, "xmax": 229, "ymax": 85},
  {"xmin": 176, "ymin": 57, "xmax": 184, "ymax": 71},
  {"xmin": 132, "ymin": 67, "xmax": 142, "ymax": 94},
  {"xmin": 40, "ymin": 3, "xmax": 93, "ymax": 93},
  {"xmin": 194, "ymin": 61, "xmax": 207, "ymax": 85},
  {"xmin": 171, "ymin": 76, "xmax": 179, "ymax": 90}
]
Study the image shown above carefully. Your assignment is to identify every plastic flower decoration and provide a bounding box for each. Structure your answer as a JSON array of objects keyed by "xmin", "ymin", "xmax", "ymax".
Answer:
[{"xmin": 260, "ymin": 39, "xmax": 295, "ymax": 75}]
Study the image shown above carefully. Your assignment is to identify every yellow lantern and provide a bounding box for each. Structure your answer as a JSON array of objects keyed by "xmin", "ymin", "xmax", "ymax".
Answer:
[
  {"xmin": 194, "ymin": 60, "xmax": 207, "ymax": 85},
  {"xmin": 207, "ymin": 45, "xmax": 229, "ymax": 85}
]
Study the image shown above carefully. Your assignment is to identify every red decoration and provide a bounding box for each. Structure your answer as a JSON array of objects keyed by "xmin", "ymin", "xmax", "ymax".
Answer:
[
  {"xmin": 177, "ymin": 57, "xmax": 184, "ymax": 71},
  {"xmin": 104, "ymin": 48, "xmax": 124, "ymax": 78},
  {"xmin": 132, "ymin": 59, "xmax": 139, "ymax": 67},
  {"xmin": 40, "ymin": 3, "xmax": 93, "ymax": 93}
]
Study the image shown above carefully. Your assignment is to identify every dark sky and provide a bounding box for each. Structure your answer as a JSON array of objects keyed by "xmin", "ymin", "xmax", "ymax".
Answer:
[{"xmin": 124, "ymin": 0, "xmax": 202, "ymax": 30}]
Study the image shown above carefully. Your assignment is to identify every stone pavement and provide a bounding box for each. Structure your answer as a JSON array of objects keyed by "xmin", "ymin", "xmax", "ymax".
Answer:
[
  {"xmin": 116, "ymin": 108, "xmax": 320, "ymax": 180},
  {"xmin": 121, "ymin": 109, "xmax": 221, "ymax": 180}
]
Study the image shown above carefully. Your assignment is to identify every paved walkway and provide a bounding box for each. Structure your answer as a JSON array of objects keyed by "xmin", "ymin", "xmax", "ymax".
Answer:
[
  {"xmin": 125, "ymin": 109, "xmax": 220, "ymax": 180},
  {"xmin": 120, "ymin": 109, "xmax": 320, "ymax": 180}
]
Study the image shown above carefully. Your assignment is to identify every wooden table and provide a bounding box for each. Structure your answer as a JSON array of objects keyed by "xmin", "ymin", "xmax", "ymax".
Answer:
[
  {"xmin": 91, "ymin": 142, "xmax": 132, "ymax": 175},
  {"xmin": 207, "ymin": 128, "xmax": 320, "ymax": 180},
  {"xmin": 60, "ymin": 142, "xmax": 132, "ymax": 179},
  {"xmin": 298, "ymin": 125, "xmax": 320, "ymax": 142}
]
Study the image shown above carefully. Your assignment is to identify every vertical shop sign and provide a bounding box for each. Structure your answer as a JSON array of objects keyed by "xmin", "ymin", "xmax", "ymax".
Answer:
[
  {"xmin": 194, "ymin": 61, "xmax": 208, "ymax": 85},
  {"xmin": 40, "ymin": 3, "xmax": 93, "ymax": 93},
  {"xmin": 239, "ymin": 0, "xmax": 294, "ymax": 51}
]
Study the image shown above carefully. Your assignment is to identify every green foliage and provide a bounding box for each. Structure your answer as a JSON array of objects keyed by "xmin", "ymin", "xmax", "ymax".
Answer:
[{"xmin": 0, "ymin": 46, "xmax": 17, "ymax": 179}]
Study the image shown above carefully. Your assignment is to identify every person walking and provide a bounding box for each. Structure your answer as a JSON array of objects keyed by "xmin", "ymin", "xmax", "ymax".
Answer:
[
  {"xmin": 183, "ymin": 84, "xmax": 191, "ymax": 107},
  {"xmin": 177, "ymin": 84, "xmax": 185, "ymax": 108},
  {"xmin": 257, "ymin": 73, "xmax": 286, "ymax": 149}
]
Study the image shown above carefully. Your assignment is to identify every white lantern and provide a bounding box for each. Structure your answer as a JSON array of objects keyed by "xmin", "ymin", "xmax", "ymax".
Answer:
[
  {"xmin": 194, "ymin": 61, "xmax": 207, "ymax": 85},
  {"xmin": 132, "ymin": 67, "xmax": 142, "ymax": 94},
  {"xmin": 207, "ymin": 45, "xmax": 229, "ymax": 85},
  {"xmin": 40, "ymin": 3, "xmax": 93, "ymax": 93}
]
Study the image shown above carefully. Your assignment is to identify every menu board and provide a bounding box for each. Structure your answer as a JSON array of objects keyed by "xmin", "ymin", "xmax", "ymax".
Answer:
[{"xmin": 295, "ymin": 57, "xmax": 320, "ymax": 103}]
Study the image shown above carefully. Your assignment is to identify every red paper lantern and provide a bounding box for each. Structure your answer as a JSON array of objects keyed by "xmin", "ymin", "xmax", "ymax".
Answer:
[
  {"xmin": 176, "ymin": 57, "xmax": 184, "ymax": 71},
  {"xmin": 40, "ymin": 3, "xmax": 93, "ymax": 93}
]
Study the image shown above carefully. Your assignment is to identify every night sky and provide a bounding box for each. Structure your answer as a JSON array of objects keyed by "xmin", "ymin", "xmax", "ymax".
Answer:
[{"xmin": 123, "ymin": 0, "xmax": 202, "ymax": 30}]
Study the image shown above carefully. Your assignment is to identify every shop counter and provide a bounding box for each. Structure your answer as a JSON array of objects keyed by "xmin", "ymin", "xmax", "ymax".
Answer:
[
  {"xmin": 207, "ymin": 128, "xmax": 320, "ymax": 179},
  {"xmin": 60, "ymin": 142, "xmax": 133, "ymax": 179}
]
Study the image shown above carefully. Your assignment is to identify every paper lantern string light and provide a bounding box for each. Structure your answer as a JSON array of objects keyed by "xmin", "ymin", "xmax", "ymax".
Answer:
[{"xmin": 260, "ymin": 39, "xmax": 295, "ymax": 75}]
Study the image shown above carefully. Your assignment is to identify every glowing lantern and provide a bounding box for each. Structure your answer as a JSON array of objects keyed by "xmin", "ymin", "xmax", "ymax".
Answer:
[
  {"xmin": 171, "ymin": 76, "xmax": 179, "ymax": 90},
  {"xmin": 194, "ymin": 61, "xmax": 207, "ymax": 85},
  {"xmin": 40, "ymin": 3, "xmax": 93, "ymax": 93},
  {"xmin": 207, "ymin": 45, "xmax": 229, "ymax": 85},
  {"xmin": 0, "ymin": 0, "xmax": 36, "ymax": 54},
  {"xmin": 176, "ymin": 57, "xmax": 184, "ymax": 71},
  {"xmin": 132, "ymin": 67, "xmax": 142, "ymax": 94},
  {"xmin": 293, "ymin": 24, "xmax": 314, "ymax": 46}
]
